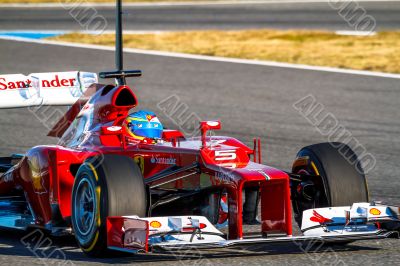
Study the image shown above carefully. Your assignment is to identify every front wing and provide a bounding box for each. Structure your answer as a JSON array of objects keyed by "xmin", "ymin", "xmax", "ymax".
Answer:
[{"xmin": 106, "ymin": 202, "xmax": 400, "ymax": 254}]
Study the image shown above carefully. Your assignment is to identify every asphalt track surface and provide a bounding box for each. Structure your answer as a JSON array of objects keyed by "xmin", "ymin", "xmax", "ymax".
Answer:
[
  {"xmin": 0, "ymin": 1, "xmax": 400, "ymax": 31},
  {"xmin": 0, "ymin": 36, "xmax": 400, "ymax": 264}
]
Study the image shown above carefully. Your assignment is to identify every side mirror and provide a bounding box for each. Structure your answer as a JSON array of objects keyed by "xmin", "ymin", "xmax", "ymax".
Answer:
[
  {"xmin": 200, "ymin": 121, "xmax": 221, "ymax": 148},
  {"xmin": 101, "ymin": 126, "xmax": 123, "ymax": 135}
]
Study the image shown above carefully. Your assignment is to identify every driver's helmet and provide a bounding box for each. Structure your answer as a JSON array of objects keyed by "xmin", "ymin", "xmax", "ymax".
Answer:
[{"xmin": 124, "ymin": 110, "xmax": 163, "ymax": 141}]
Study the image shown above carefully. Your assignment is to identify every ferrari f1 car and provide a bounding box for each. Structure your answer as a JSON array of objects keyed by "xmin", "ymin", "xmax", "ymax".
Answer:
[
  {"xmin": 0, "ymin": 0, "xmax": 399, "ymax": 258},
  {"xmin": 0, "ymin": 73, "xmax": 399, "ymax": 257}
]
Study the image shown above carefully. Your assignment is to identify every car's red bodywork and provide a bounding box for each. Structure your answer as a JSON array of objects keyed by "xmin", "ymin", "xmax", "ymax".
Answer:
[{"xmin": 0, "ymin": 83, "xmax": 292, "ymax": 240}]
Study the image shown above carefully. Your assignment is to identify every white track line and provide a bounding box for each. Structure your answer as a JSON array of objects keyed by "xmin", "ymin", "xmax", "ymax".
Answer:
[
  {"xmin": 1, "ymin": 0, "xmax": 400, "ymax": 8},
  {"xmin": 335, "ymin": 30, "xmax": 376, "ymax": 36},
  {"xmin": 1, "ymin": 35, "xmax": 399, "ymax": 80}
]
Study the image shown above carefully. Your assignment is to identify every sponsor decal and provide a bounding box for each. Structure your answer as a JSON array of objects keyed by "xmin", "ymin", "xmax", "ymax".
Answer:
[
  {"xmin": 27, "ymin": 155, "xmax": 48, "ymax": 194},
  {"xmin": 0, "ymin": 77, "xmax": 31, "ymax": 90},
  {"xmin": 144, "ymin": 114, "xmax": 161, "ymax": 123},
  {"xmin": 150, "ymin": 156, "xmax": 176, "ymax": 165},
  {"xmin": 310, "ymin": 210, "xmax": 333, "ymax": 224},
  {"xmin": 0, "ymin": 75, "xmax": 76, "ymax": 90},
  {"xmin": 133, "ymin": 155, "xmax": 145, "ymax": 174},
  {"xmin": 37, "ymin": 75, "xmax": 76, "ymax": 88},
  {"xmin": 149, "ymin": 221, "xmax": 162, "ymax": 228},
  {"xmin": 369, "ymin": 208, "xmax": 381, "ymax": 215}
]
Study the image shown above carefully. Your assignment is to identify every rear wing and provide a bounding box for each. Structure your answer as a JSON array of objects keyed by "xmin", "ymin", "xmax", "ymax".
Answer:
[{"xmin": 0, "ymin": 71, "xmax": 97, "ymax": 108}]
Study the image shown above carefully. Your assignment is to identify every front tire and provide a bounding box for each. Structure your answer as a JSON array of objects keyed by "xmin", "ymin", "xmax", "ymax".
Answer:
[
  {"xmin": 71, "ymin": 154, "xmax": 147, "ymax": 257},
  {"xmin": 292, "ymin": 142, "xmax": 369, "ymax": 226}
]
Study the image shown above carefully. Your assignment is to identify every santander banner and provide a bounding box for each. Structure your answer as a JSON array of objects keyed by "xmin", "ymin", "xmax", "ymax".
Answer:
[
  {"xmin": 0, "ymin": 74, "xmax": 78, "ymax": 90},
  {"xmin": 0, "ymin": 71, "xmax": 97, "ymax": 108}
]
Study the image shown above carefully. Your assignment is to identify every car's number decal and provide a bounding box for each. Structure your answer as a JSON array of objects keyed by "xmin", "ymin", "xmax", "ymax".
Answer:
[{"xmin": 215, "ymin": 150, "xmax": 237, "ymax": 161}]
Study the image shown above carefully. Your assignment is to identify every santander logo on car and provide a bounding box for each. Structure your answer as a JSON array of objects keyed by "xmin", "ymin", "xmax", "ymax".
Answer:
[
  {"xmin": 0, "ymin": 75, "xmax": 31, "ymax": 90},
  {"xmin": 0, "ymin": 74, "xmax": 77, "ymax": 90}
]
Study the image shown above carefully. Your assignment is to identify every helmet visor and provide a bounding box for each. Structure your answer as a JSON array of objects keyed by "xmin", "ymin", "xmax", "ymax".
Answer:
[{"xmin": 129, "ymin": 121, "xmax": 163, "ymax": 139}]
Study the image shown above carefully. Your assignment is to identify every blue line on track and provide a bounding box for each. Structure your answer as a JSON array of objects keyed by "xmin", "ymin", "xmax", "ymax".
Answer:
[{"xmin": 0, "ymin": 32, "xmax": 64, "ymax": 39}]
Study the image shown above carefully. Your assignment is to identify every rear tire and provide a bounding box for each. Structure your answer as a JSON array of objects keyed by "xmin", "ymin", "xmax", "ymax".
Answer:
[
  {"xmin": 292, "ymin": 142, "xmax": 369, "ymax": 226},
  {"xmin": 71, "ymin": 154, "xmax": 147, "ymax": 257}
]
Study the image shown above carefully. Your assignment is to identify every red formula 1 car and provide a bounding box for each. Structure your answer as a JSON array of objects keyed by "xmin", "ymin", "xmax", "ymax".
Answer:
[
  {"xmin": 0, "ymin": 1, "xmax": 399, "ymax": 257},
  {"xmin": 0, "ymin": 70, "xmax": 399, "ymax": 257}
]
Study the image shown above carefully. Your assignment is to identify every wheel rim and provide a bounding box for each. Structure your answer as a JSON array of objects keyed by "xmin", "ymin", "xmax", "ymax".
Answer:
[
  {"xmin": 293, "ymin": 168, "xmax": 318, "ymax": 223},
  {"xmin": 293, "ymin": 167, "xmax": 326, "ymax": 216},
  {"xmin": 73, "ymin": 176, "xmax": 97, "ymax": 237}
]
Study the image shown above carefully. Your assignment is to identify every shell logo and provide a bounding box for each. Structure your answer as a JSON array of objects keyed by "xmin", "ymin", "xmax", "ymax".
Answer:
[
  {"xmin": 369, "ymin": 208, "xmax": 381, "ymax": 215},
  {"xmin": 149, "ymin": 221, "xmax": 162, "ymax": 228}
]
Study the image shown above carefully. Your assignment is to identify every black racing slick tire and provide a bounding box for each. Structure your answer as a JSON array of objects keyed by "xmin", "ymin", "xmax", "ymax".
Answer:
[
  {"xmin": 71, "ymin": 154, "xmax": 147, "ymax": 257},
  {"xmin": 292, "ymin": 142, "xmax": 369, "ymax": 226}
]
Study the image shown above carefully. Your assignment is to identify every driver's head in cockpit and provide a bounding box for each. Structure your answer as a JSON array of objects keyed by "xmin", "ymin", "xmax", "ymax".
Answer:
[{"xmin": 124, "ymin": 110, "xmax": 163, "ymax": 142}]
